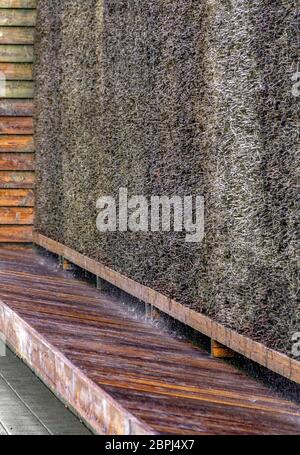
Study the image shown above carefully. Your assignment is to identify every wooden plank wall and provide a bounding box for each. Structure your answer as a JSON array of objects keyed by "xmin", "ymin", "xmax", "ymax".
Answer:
[{"xmin": 0, "ymin": 0, "xmax": 35, "ymax": 243}]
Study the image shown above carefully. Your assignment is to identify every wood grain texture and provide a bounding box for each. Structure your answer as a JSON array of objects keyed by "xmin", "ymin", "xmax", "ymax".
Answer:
[
  {"xmin": 0, "ymin": 9, "xmax": 36, "ymax": 26},
  {"xmin": 0, "ymin": 27, "xmax": 34, "ymax": 44},
  {"xmin": 0, "ymin": 63, "xmax": 33, "ymax": 80},
  {"xmin": 0, "ymin": 170, "xmax": 34, "ymax": 188},
  {"xmin": 2, "ymin": 81, "xmax": 34, "ymax": 98},
  {"xmin": 0, "ymin": 99, "xmax": 34, "ymax": 116},
  {"xmin": 33, "ymin": 233, "xmax": 300, "ymax": 385},
  {"xmin": 0, "ymin": 44, "xmax": 33, "ymax": 62},
  {"xmin": 0, "ymin": 207, "xmax": 33, "ymax": 224},
  {"xmin": 0, "ymin": 117, "xmax": 33, "ymax": 134},
  {"xmin": 0, "ymin": 0, "xmax": 36, "ymax": 7},
  {"xmin": 0, "ymin": 225, "xmax": 32, "ymax": 241},
  {"xmin": 0, "ymin": 189, "xmax": 34, "ymax": 206},
  {"xmin": 0, "ymin": 135, "xmax": 34, "ymax": 152},
  {"xmin": 0, "ymin": 247, "xmax": 300, "ymax": 435},
  {"xmin": 0, "ymin": 3, "xmax": 35, "ymax": 243},
  {"xmin": 0, "ymin": 152, "xmax": 34, "ymax": 170}
]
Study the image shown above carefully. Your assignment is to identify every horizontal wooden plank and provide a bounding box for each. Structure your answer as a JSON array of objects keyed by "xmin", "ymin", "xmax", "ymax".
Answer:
[
  {"xmin": 2, "ymin": 81, "xmax": 34, "ymax": 98},
  {"xmin": 0, "ymin": 189, "xmax": 34, "ymax": 206},
  {"xmin": 0, "ymin": 135, "xmax": 33, "ymax": 152},
  {"xmin": 0, "ymin": 63, "xmax": 32, "ymax": 80},
  {"xmin": 0, "ymin": 27, "xmax": 34, "ymax": 45},
  {"xmin": 0, "ymin": 152, "xmax": 34, "ymax": 170},
  {"xmin": 0, "ymin": 99, "xmax": 33, "ymax": 116},
  {"xmin": 0, "ymin": 225, "xmax": 32, "ymax": 241},
  {"xmin": 0, "ymin": 1, "xmax": 36, "ymax": 7},
  {"xmin": 0, "ymin": 170, "xmax": 34, "ymax": 188},
  {"xmin": 0, "ymin": 206, "xmax": 34, "ymax": 224},
  {"xmin": 0, "ymin": 44, "xmax": 33, "ymax": 62},
  {"xmin": 33, "ymin": 233, "xmax": 300, "ymax": 385},
  {"xmin": 0, "ymin": 9, "xmax": 36, "ymax": 27},
  {"xmin": 0, "ymin": 117, "xmax": 33, "ymax": 134}
]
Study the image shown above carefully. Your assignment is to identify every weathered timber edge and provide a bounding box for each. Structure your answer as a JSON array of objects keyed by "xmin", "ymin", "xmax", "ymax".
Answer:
[
  {"xmin": 33, "ymin": 231, "xmax": 300, "ymax": 385},
  {"xmin": 0, "ymin": 298, "xmax": 156, "ymax": 435}
]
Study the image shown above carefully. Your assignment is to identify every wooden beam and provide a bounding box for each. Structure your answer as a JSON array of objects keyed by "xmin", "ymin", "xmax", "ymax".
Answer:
[
  {"xmin": 0, "ymin": 189, "xmax": 34, "ymax": 206},
  {"xmin": 0, "ymin": 0, "xmax": 37, "ymax": 7},
  {"xmin": 0, "ymin": 44, "xmax": 33, "ymax": 62},
  {"xmin": 0, "ymin": 9, "xmax": 36, "ymax": 27},
  {"xmin": 33, "ymin": 232, "xmax": 300, "ymax": 385},
  {"xmin": 0, "ymin": 153, "xmax": 34, "ymax": 171},
  {"xmin": 0, "ymin": 170, "xmax": 35, "ymax": 188},
  {"xmin": 0, "ymin": 135, "xmax": 34, "ymax": 153},
  {"xmin": 1, "ymin": 81, "xmax": 34, "ymax": 98},
  {"xmin": 0, "ymin": 99, "xmax": 34, "ymax": 116},
  {"xmin": 0, "ymin": 27, "xmax": 35, "ymax": 45},
  {"xmin": 0, "ymin": 63, "xmax": 33, "ymax": 81},
  {"xmin": 0, "ymin": 117, "xmax": 33, "ymax": 135},
  {"xmin": 0, "ymin": 225, "xmax": 32, "ymax": 241},
  {"xmin": 0, "ymin": 207, "xmax": 34, "ymax": 224}
]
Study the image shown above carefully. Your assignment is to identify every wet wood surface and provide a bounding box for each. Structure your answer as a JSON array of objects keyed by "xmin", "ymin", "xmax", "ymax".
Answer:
[
  {"xmin": 35, "ymin": 233, "xmax": 300, "ymax": 385},
  {"xmin": 0, "ymin": 247, "xmax": 300, "ymax": 435}
]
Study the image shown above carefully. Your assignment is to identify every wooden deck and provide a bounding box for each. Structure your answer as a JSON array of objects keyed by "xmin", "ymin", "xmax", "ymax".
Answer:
[{"xmin": 0, "ymin": 247, "xmax": 300, "ymax": 435}]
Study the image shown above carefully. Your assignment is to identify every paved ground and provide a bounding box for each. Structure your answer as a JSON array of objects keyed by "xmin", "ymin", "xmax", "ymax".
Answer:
[{"xmin": 0, "ymin": 344, "xmax": 91, "ymax": 435}]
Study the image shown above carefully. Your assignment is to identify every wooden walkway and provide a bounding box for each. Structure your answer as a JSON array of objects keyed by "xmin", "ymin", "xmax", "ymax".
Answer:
[{"xmin": 0, "ymin": 247, "xmax": 300, "ymax": 434}]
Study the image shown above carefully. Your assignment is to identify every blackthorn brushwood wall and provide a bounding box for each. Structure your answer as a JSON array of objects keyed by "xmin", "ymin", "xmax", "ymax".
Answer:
[{"xmin": 35, "ymin": 0, "xmax": 299, "ymax": 358}]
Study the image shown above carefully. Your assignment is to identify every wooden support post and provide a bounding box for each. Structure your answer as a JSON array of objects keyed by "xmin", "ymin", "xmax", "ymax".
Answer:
[
  {"xmin": 96, "ymin": 276, "xmax": 102, "ymax": 290},
  {"xmin": 211, "ymin": 340, "xmax": 235, "ymax": 358},
  {"xmin": 59, "ymin": 256, "xmax": 73, "ymax": 271},
  {"xmin": 63, "ymin": 258, "xmax": 73, "ymax": 271}
]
